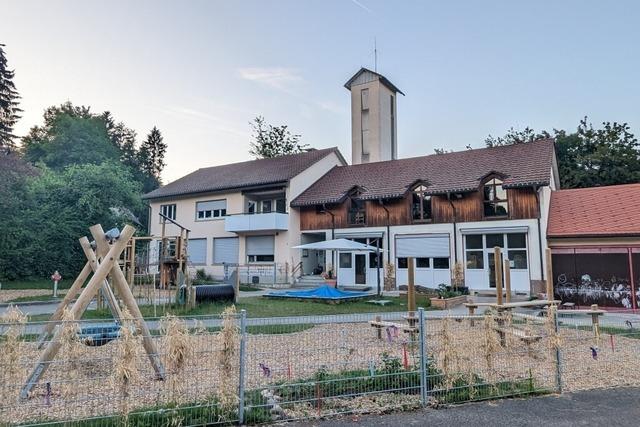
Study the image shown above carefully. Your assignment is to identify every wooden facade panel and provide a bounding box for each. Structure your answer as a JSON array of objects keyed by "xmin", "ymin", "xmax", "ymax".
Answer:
[
  {"xmin": 298, "ymin": 187, "xmax": 539, "ymax": 230},
  {"xmin": 508, "ymin": 188, "xmax": 539, "ymax": 219}
]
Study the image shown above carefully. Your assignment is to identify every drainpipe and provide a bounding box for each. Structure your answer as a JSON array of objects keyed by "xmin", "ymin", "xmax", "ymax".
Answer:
[
  {"xmin": 533, "ymin": 186, "xmax": 545, "ymax": 281},
  {"xmin": 447, "ymin": 193, "xmax": 458, "ymax": 263},
  {"xmin": 378, "ymin": 199, "xmax": 391, "ymax": 263},
  {"xmin": 322, "ymin": 204, "xmax": 336, "ymax": 278}
]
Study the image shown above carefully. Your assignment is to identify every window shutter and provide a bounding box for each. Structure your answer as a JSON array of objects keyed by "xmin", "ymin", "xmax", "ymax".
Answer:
[
  {"xmin": 396, "ymin": 235, "xmax": 450, "ymax": 258},
  {"xmin": 213, "ymin": 238, "xmax": 239, "ymax": 264},
  {"xmin": 197, "ymin": 200, "xmax": 226, "ymax": 211},
  {"xmin": 187, "ymin": 239, "xmax": 207, "ymax": 264},
  {"xmin": 246, "ymin": 235, "xmax": 275, "ymax": 256}
]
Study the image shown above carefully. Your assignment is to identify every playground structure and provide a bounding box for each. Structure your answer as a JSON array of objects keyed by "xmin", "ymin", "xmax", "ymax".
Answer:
[{"xmin": 23, "ymin": 224, "xmax": 166, "ymax": 399}]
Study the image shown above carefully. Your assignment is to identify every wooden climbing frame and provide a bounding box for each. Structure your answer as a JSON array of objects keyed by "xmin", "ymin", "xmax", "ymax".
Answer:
[{"xmin": 21, "ymin": 224, "xmax": 166, "ymax": 399}]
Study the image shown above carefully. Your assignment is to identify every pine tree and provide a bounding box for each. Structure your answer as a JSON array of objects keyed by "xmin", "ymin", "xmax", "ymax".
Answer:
[
  {"xmin": 138, "ymin": 126, "xmax": 166, "ymax": 179},
  {"xmin": 0, "ymin": 44, "xmax": 22, "ymax": 151}
]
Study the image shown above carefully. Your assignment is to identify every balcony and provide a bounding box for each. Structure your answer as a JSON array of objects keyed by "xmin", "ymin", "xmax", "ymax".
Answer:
[{"xmin": 225, "ymin": 212, "xmax": 289, "ymax": 233}]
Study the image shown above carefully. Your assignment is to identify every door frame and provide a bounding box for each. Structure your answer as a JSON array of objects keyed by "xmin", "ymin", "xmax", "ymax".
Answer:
[{"xmin": 354, "ymin": 253, "xmax": 367, "ymax": 284}]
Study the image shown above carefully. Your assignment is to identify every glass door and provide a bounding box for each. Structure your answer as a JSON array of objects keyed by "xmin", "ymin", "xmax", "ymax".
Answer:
[
  {"xmin": 485, "ymin": 234, "xmax": 505, "ymax": 288},
  {"xmin": 355, "ymin": 254, "xmax": 367, "ymax": 284}
]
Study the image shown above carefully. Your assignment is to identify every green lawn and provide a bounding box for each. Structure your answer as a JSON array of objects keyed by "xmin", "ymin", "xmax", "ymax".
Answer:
[
  {"xmin": 0, "ymin": 278, "xmax": 74, "ymax": 290},
  {"xmin": 28, "ymin": 295, "xmax": 432, "ymax": 321},
  {"xmin": 6, "ymin": 294, "xmax": 64, "ymax": 303}
]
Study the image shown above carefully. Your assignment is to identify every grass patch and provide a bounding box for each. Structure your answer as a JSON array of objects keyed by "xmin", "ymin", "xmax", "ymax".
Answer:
[
  {"xmin": 0, "ymin": 278, "xmax": 74, "ymax": 290},
  {"xmin": 6, "ymin": 294, "xmax": 64, "ymax": 303},
  {"xmin": 571, "ymin": 325, "xmax": 640, "ymax": 339},
  {"xmin": 28, "ymin": 295, "xmax": 433, "ymax": 322},
  {"xmin": 239, "ymin": 284, "xmax": 263, "ymax": 292}
]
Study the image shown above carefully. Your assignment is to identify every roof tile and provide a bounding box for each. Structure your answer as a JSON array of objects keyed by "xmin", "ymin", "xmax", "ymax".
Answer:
[
  {"xmin": 143, "ymin": 147, "xmax": 341, "ymax": 200},
  {"xmin": 291, "ymin": 139, "xmax": 555, "ymax": 206},
  {"xmin": 547, "ymin": 183, "xmax": 640, "ymax": 238}
]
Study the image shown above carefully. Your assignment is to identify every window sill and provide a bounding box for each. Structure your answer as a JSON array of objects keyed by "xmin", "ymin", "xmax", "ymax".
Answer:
[
  {"xmin": 195, "ymin": 217, "xmax": 226, "ymax": 222},
  {"xmin": 412, "ymin": 219, "xmax": 433, "ymax": 224},
  {"xmin": 482, "ymin": 215, "xmax": 509, "ymax": 221}
]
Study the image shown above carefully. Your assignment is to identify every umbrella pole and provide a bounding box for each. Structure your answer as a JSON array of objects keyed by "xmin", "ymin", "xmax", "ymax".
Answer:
[{"xmin": 376, "ymin": 246, "xmax": 381, "ymax": 296}]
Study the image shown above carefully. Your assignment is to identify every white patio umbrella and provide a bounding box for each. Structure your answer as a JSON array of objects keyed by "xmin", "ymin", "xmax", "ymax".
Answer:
[{"xmin": 293, "ymin": 238, "xmax": 385, "ymax": 295}]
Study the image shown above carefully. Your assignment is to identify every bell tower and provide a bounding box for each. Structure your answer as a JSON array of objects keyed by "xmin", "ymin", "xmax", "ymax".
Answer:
[{"xmin": 344, "ymin": 68, "xmax": 403, "ymax": 165}]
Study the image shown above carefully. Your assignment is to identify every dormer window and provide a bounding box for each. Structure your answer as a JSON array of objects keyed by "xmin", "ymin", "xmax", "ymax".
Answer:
[
  {"xmin": 348, "ymin": 198, "xmax": 366, "ymax": 225},
  {"xmin": 411, "ymin": 184, "xmax": 432, "ymax": 222},
  {"xmin": 483, "ymin": 178, "xmax": 508, "ymax": 217}
]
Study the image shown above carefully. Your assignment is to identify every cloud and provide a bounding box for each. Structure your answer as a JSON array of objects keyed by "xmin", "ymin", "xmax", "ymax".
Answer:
[
  {"xmin": 155, "ymin": 105, "xmax": 248, "ymax": 138},
  {"xmin": 238, "ymin": 67, "xmax": 303, "ymax": 92}
]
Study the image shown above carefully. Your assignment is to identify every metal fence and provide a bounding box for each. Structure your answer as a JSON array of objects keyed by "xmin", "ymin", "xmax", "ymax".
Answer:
[{"xmin": 2, "ymin": 307, "xmax": 639, "ymax": 426}]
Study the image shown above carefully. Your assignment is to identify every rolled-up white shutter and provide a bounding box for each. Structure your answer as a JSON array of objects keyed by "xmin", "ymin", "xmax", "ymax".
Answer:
[
  {"xmin": 188, "ymin": 239, "xmax": 207, "ymax": 264},
  {"xmin": 197, "ymin": 200, "xmax": 226, "ymax": 211},
  {"xmin": 246, "ymin": 235, "xmax": 275, "ymax": 256},
  {"xmin": 213, "ymin": 238, "xmax": 239, "ymax": 264},
  {"xmin": 396, "ymin": 235, "xmax": 450, "ymax": 258}
]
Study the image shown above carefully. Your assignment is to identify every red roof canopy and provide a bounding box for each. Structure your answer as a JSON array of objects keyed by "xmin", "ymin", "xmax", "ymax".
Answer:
[{"xmin": 547, "ymin": 183, "xmax": 640, "ymax": 238}]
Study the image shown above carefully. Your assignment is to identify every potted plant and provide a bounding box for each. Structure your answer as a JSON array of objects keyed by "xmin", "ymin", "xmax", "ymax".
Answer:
[
  {"xmin": 430, "ymin": 283, "xmax": 469, "ymax": 309},
  {"xmin": 323, "ymin": 264, "xmax": 337, "ymax": 287}
]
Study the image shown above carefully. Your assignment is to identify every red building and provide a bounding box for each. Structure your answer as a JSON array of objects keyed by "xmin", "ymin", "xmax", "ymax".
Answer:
[{"xmin": 547, "ymin": 183, "xmax": 640, "ymax": 309}]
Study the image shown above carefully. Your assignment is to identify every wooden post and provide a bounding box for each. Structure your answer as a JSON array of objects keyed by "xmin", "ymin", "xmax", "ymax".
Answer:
[
  {"xmin": 407, "ymin": 257, "xmax": 416, "ymax": 317},
  {"xmin": 128, "ymin": 238, "xmax": 136, "ymax": 289},
  {"xmin": 90, "ymin": 225, "xmax": 166, "ymax": 380},
  {"xmin": 234, "ymin": 264, "xmax": 240, "ymax": 304},
  {"xmin": 79, "ymin": 240, "xmax": 124, "ymax": 322},
  {"xmin": 160, "ymin": 218, "xmax": 167, "ymax": 289},
  {"xmin": 546, "ymin": 248, "xmax": 554, "ymax": 303},
  {"xmin": 494, "ymin": 247, "xmax": 503, "ymax": 306},
  {"xmin": 375, "ymin": 315, "xmax": 382, "ymax": 340},
  {"xmin": 591, "ymin": 304, "xmax": 600, "ymax": 340},
  {"xmin": 36, "ymin": 261, "xmax": 92, "ymax": 348},
  {"xmin": 21, "ymin": 226, "xmax": 136, "ymax": 399},
  {"xmin": 504, "ymin": 259, "xmax": 512, "ymax": 304}
]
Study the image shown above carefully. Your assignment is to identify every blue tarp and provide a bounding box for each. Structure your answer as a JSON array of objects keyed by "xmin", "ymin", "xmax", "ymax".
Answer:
[{"xmin": 265, "ymin": 285, "xmax": 369, "ymax": 300}]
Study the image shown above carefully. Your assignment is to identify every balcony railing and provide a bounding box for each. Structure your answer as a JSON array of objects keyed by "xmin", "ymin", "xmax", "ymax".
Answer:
[{"xmin": 225, "ymin": 212, "xmax": 289, "ymax": 233}]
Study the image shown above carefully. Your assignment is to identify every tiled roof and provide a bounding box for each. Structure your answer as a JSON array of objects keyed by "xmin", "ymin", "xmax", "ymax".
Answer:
[
  {"xmin": 143, "ymin": 147, "xmax": 342, "ymax": 200},
  {"xmin": 547, "ymin": 183, "xmax": 640, "ymax": 238},
  {"xmin": 291, "ymin": 139, "xmax": 555, "ymax": 207}
]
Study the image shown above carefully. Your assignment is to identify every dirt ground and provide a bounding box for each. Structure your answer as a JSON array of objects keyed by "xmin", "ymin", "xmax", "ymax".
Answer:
[
  {"xmin": 1, "ymin": 316, "xmax": 639, "ymax": 424},
  {"xmin": 0, "ymin": 289, "xmax": 67, "ymax": 304}
]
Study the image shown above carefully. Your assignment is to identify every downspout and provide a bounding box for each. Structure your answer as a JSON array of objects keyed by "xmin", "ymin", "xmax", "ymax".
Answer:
[
  {"xmin": 447, "ymin": 193, "xmax": 458, "ymax": 263},
  {"xmin": 322, "ymin": 204, "xmax": 336, "ymax": 279},
  {"xmin": 378, "ymin": 199, "xmax": 391, "ymax": 263},
  {"xmin": 533, "ymin": 186, "xmax": 544, "ymax": 281}
]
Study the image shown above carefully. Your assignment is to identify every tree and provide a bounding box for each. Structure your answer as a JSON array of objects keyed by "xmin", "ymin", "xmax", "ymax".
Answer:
[
  {"xmin": 249, "ymin": 116, "xmax": 308, "ymax": 158},
  {"xmin": 22, "ymin": 111, "xmax": 120, "ymax": 169},
  {"xmin": 485, "ymin": 118, "xmax": 640, "ymax": 188},
  {"xmin": 138, "ymin": 126, "xmax": 166, "ymax": 180},
  {"xmin": 485, "ymin": 127, "xmax": 550, "ymax": 147},
  {"xmin": 0, "ymin": 43, "xmax": 22, "ymax": 150}
]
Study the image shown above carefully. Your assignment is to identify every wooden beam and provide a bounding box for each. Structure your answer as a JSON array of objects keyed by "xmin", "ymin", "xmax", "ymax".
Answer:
[
  {"xmin": 21, "ymin": 225, "xmax": 135, "ymax": 399},
  {"xmin": 407, "ymin": 257, "xmax": 416, "ymax": 316},
  {"xmin": 79, "ymin": 240, "xmax": 124, "ymax": 322},
  {"xmin": 546, "ymin": 248, "xmax": 554, "ymax": 303},
  {"xmin": 494, "ymin": 247, "xmax": 503, "ymax": 306},
  {"xmin": 504, "ymin": 259, "xmax": 511, "ymax": 304},
  {"xmin": 36, "ymin": 261, "xmax": 92, "ymax": 349},
  {"xmin": 90, "ymin": 225, "xmax": 166, "ymax": 380}
]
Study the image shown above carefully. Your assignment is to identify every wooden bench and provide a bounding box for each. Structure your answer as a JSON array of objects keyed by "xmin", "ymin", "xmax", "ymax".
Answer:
[
  {"xmin": 494, "ymin": 326, "xmax": 542, "ymax": 346},
  {"xmin": 370, "ymin": 318, "xmax": 418, "ymax": 339},
  {"xmin": 464, "ymin": 302, "xmax": 494, "ymax": 325}
]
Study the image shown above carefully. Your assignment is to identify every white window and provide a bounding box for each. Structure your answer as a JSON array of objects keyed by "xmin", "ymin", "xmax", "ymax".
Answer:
[
  {"xmin": 213, "ymin": 237, "xmax": 239, "ymax": 264},
  {"xmin": 361, "ymin": 88, "xmax": 369, "ymax": 110},
  {"xmin": 196, "ymin": 200, "xmax": 227, "ymax": 220},
  {"xmin": 246, "ymin": 235, "xmax": 275, "ymax": 263},
  {"xmin": 187, "ymin": 238, "xmax": 207, "ymax": 265},
  {"xmin": 160, "ymin": 204, "xmax": 176, "ymax": 221}
]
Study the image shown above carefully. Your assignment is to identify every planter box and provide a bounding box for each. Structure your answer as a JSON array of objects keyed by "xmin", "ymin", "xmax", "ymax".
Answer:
[{"xmin": 430, "ymin": 295, "xmax": 468, "ymax": 309}]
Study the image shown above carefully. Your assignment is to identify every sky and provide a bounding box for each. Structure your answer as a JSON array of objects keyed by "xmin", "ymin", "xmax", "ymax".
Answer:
[{"xmin": 2, "ymin": 0, "xmax": 640, "ymax": 182}]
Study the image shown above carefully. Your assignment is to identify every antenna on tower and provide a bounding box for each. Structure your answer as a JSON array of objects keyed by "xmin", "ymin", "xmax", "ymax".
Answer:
[{"xmin": 374, "ymin": 37, "xmax": 378, "ymax": 72}]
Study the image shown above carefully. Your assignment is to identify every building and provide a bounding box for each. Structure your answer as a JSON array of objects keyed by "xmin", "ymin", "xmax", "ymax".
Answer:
[
  {"xmin": 291, "ymin": 139, "xmax": 558, "ymax": 293},
  {"xmin": 547, "ymin": 183, "xmax": 640, "ymax": 309},
  {"xmin": 142, "ymin": 148, "xmax": 346, "ymax": 283},
  {"xmin": 143, "ymin": 67, "xmax": 561, "ymax": 293},
  {"xmin": 345, "ymin": 68, "xmax": 404, "ymax": 165}
]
